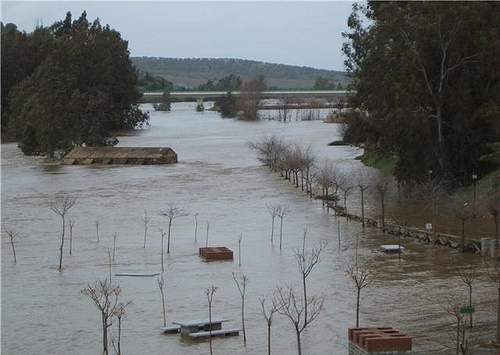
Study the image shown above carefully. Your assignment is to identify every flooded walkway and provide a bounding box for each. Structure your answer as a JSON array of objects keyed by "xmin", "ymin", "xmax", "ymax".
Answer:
[{"xmin": 1, "ymin": 103, "xmax": 496, "ymax": 354}]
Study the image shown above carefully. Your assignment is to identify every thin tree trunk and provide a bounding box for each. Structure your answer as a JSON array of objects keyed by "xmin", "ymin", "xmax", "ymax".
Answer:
[
  {"xmin": 461, "ymin": 219, "xmax": 466, "ymax": 253},
  {"xmin": 102, "ymin": 313, "xmax": 108, "ymax": 355},
  {"xmin": 356, "ymin": 287, "xmax": 360, "ymax": 328},
  {"xmin": 194, "ymin": 215, "xmax": 198, "ymax": 243},
  {"xmin": 337, "ymin": 216, "xmax": 341, "ymax": 249},
  {"xmin": 267, "ymin": 323, "xmax": 271, "ymax": 355},
  {"xmin": 69, "ymin": 223, "xmax": 73, "ymax": 256},
  {"xmin": 303, "ymin": 275, "xmax": 307, "ymax": 326},
  {"xmin": 296, "ymin": 329, "xmax": 302, "ymax": 355},
  {"xmin": 279, "ymin": 217, "xmax": 284, "ymax": 250},
  {"xmin": 271, "ymin": 216, "xmax": 275, "ymax": 244},
  {"xmin": 469, "ymin": 285, "xmax": 473, "ymax": 328},
  {"xmin": 58, "ymin": 217, "xmax": 65, "ymax": 271},
  {"xmin": 381, "ymin": 197, "xmax": 385, "ymax": 232},
  {"xmin": 143, "ymin": 222, "xmax": 148, "ymax": 248},
  {"xmin": 361, "ymin": 189, "xmax": 365, "ymax": 228},
  {"xmin": 242, "ymin": 297, "xmax": 246, "ymax": 344},
  {"xmin": 117, "ymin": 317, "xmax": 122, "ymax": 355},
  {"xmin": 10, "ymin": 237, "xmax": 16, "ymax": 263},
  {"xmin": 161, "ymin": 232, "xmax": 165, "ymax": 273},
  {"xmin": 456, "ymin": 317, "xmax": 460, "ymax": 355},
  {"xmin": 206, "ymin": 222, "xmax": 210, "ymax": 247},
  {"xmin": 167, "ymin": 220, "xmax": 172, "ymax": 254},
  {"xmin": 160, "ymin": 283, "xmax": 167, "ymax": 327},
  {"xmin": 208, "ymin": 300, "xmax": 213, "ymax": 355},
  {"xmin": 497, "ymin": 283, "xmax": 500, "ymax": 345}
]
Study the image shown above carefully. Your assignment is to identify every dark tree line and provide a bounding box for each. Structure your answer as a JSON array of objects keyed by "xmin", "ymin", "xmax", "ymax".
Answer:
[
  {"xmin": 1, "ymin": 12, "xmax": 148, "ymax": 156},
  {"xmin": 342, "ymin": 2, "xmax": 500, "ymax": 186}
]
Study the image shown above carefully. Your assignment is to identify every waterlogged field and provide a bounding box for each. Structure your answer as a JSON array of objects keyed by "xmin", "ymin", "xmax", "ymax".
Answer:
[{"xmin": 1, "ymin": 103, "xmax": 496, "ymax": 354}]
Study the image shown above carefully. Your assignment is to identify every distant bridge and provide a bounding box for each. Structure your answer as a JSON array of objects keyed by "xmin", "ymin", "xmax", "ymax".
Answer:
[{"xmin": 139, "ymin": 90, "xmax": 353, "ymax": 103}]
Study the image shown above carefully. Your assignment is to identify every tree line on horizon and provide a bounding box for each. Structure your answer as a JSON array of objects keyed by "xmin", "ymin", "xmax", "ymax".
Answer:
[
  {"xmin": 342, "ymin": 2, "xmax": 500, "ymax": 187},
  {"xmin": 1, "ymin": 12, "xmax": 148, "ymax": 156}
]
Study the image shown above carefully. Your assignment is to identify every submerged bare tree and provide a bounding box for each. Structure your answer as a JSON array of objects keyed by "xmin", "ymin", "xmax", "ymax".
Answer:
[
  {"xmin": 143, "ymin": 210, "xmax": 152, "ymax": 248},
  {"xmin": 4, "ymin": 229, "xmax": 19, "ymax": 263},
  {"xmin": 338, "ymin": 172, "xmax": 354, "ymax": 215},
  {"xmin": 205, "ymin": 285, "xmax": 218, "ymax": 355},
  {"xmin": 374, "ymin": 177, "xmax": 390, "ymax": 231},
  {"xmin": 294, "ymin": 228, "xmax": 324, "ymax": 325},
  {"xmin": 457, "ymin": 266, "xmax": 477, "ymax": 328},
  {"xmin": 111, "ymin": 301, "xmax": 130, "ymax": 355},
  {"xmin": 112, "ymin": 233, "xmax": 118, "ymax": 263},
  {"xmin": 356, "ymin": 170, "xmax": 370, "ymax": 228},
  {"xmin": 445, "ymin": 298, "xmax": 469, "ymax": 355},
  {"xmin": 68, "ymin": 218, "xmax": 75, "ymax": 256},
  {"xmin": 161, "ymin": 205, "xmax": 185, "ymax": 254},
  {"xmin": 159, "ymin": 229, "xmax": 167, "ymax": 272},
  {"xmin": 50, "ymin": 194, "xmax": 77, "ymax": 271},
  {"xmin": 266, "ymin": 204, "xmax": 280, "ymax": 244},
  {"xmin": 487, "ymin": 263, "xmax": 500, "ymax": 345},
  {"xmin": 277, "ymin": 206, "xmax": 288, "ymax": 250},
  {"xmin": 81, "ymin": 279, "xmax": 121, "ymax": 355},
  {"xmin": 346, "ymin": 261, "xmax": 375, "ymax": 327},
  {"xmin": 158, "ymin": 273, "xmax": 167, "ymax": 327},
  {"xmin": 449, "ymin": 199, "xmax": 473, "ymax": 252},
  {"xmin": 259, "ymin": 296, "xmax": 278, "ymax": 355},
  {"xmin": 275, "ymin": 286, "xmax": 324, "ymax": 355},
  {"xmin": 194, "ymin": 213, "xmax": 199, "ymax": 243},
  {"xmin": 96, "ymin": 220, "xmax": 100, "ymax": 243},
  {"xmin": 232, "ymin": 272, "xmax": 248, "ymax": 345}
]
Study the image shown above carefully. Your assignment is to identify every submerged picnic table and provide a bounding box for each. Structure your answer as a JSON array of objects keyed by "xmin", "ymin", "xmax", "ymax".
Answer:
[{"xmin": 162, "ymin": 318, "xmax": 240, "ymax": 338}]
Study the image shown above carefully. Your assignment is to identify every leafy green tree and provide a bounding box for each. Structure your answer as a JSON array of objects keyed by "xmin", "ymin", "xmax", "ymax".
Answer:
[
  {"xmin": 215, "ymin": 92, "xmax": 237, "ymax": 117},
  {"xmin": 7, "ymin": 11, "xmax": 148, "ymax": 156},
  {"xmin": 342, "ymin": 2, "xmax": 500, "ymax": 185}
]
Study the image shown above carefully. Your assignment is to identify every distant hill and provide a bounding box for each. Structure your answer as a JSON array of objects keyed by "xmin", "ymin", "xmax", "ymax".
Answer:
[{"xmin": 131, "ymin": 57, "xmax": 350, "ymax": 90}]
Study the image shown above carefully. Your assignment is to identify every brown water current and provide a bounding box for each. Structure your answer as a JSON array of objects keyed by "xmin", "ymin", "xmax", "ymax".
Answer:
[{"xmin": 1, "ymin": 103, "xmax": 497, "ymax": 354}]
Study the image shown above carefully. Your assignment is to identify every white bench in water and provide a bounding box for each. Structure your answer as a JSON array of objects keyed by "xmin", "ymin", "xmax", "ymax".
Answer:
[
  {"xmin": 115, "ymin": 272, "xmax": 160, "ymax": 277},
  {"xmin": 188, "ymin": 328, "xmax": 240, "ymax": 338},
  {"xmin": 381, "ymin": 245, "xmax": 405, "ymax": 253}
]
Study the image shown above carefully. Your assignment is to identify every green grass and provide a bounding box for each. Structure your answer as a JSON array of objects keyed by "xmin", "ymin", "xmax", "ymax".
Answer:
[
  {"xmin": 454, "ymin": 167, "xmax": 500, "ymax": 202},
  {"xmin": 359, "ymin": 150, "xmax": 397, "ymax": 176}
]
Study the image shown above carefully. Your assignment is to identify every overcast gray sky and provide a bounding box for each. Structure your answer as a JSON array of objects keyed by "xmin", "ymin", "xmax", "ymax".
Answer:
[{"xmin": 2, "ymin": 1, "xmax": 354, "ymax": 71}]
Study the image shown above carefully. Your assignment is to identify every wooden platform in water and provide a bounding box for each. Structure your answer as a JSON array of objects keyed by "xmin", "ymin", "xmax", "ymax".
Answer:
[
  {"xmin": 115, "ymin": 272, "xmax": 161, "ymax": 277},
  {"xmin": 63, "ymin": 147, "xmax": 177, "ymax": 165},
  {"xmin": 199, "ymin": 247, "xmax": 233, "ymax": 261}
]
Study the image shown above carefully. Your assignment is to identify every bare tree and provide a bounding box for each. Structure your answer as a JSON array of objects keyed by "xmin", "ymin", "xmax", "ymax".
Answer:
[
  {"xmin": 143, "ymin": 210, "xmax": 152, "ymax": 248},
  {"xmin": 112, "ymin": 233, "xmax": 118, "ymax": 262},
  {"xmin": 445, "ymin": 299, "xmax": 469, "ymax": 355},
  {"xmin": 374, "ymin": 177, "xmax": 390, "ymax": 232},
  {"xmin": 259, "ymin": 296, "xmax": 278, "ymax": 355},
  {"xmin": 294, "ymin": 228, "xmax": 324, "ymax": 325},
  {"xmin": 238, "ymin": 233, "xmax": 243, "ymax": 267},
  {"xmin": 50, "ymin": 194, "xmax": 77, "ymax": 271},
  {"xmin": 457, "ymin": 266, "xmax": 477, "ymax": 328},
  {"xmin": 96, "ymin": 220, "xmax": 100, "ymax": 243},
  {"xmin": 68, "ymin": 219, "xmax": 75, "ymax": 256},
  {"xmin": 487, "ymin": 263, "xmax": 500, "ymax": 345},
  {"xmin": 205, "ymin": 285, "xmax": 218, "ymax": 355},
  {"xmin": 107, "ymin": 248, "xmax": 113, "ymax": 283},
  {"xmin": 232, "ymin": 272, "xmax": 248, "ymax": 345},
  {"xmin": 266, "ymin": 204, "xmax": 280, "ymax": 244},
  {"xmin": 206, "ymin": 221, "xmax": 210, "ymax": 247},
  {"xmin": 338, "ymin": 172, "xmax": 354, "ymax": 216},
  {"xmin": 111, "ymin": 301, "xmax": 130, "ymax": 355},
  {"xmin": 484, "ymin": 193, "xmax": 500, "ymax": 251},
  {"xmin": 161, "ymin": 205, "xmax": 184, "ymax": 254},
  {"xmin": 346, "ymin": 261, "xmax": 375, "ymax": 327},
  {"xmin": 357, "ymin": 171, "xmax": 370, "ymax": 228},
  {"xmin": 274, "ymin": 286, "xmax": 324, "ymax": 355},
  {"xmin": 81, "ymin": 279, "xmax": 121, "ymax": 355},
  {"xmin": 449, "ymin": 199, "xmax": 473, "ymax": 252},
  {"xmin": 4, "ymin": 229, "xmax": 19, "ymax": 263},
  {"xmin": 277, "ymin": 206, "xmax": 288, "ymax": 251},
  {"xmin": 194, "ymin": 213, "xmax": 199, "ymax": 243},
  {"xmin": 237, "ymin": 76, "xmax": 266, "ymax": 121},
  {"xmin": 158, "ymin": 273, "xmax": 167, "ymax": 327},
  {"xmin": 159, "ymin": 229, "xmax": 167, "ymax": 273}
]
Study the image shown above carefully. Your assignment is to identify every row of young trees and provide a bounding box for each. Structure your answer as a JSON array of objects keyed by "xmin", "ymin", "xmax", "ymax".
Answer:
[
  {"xmin": 341, "ymin": 2, "xmax": 500, "ymax": 186},
  {"xmin": 1, "ymin": 13, "xmax": 148, "ymax": 156}
]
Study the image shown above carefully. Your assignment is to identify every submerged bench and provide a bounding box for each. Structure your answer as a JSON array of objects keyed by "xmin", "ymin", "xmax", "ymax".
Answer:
[{"xmin": 188, "ymin": 328, "xmax": 240, "ymax": 338}]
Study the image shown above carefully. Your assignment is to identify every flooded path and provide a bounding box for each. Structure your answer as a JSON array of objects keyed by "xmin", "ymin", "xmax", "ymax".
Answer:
[{"xmin": 1, "ymin": 103, "xmax": 496, "ymax": 354}]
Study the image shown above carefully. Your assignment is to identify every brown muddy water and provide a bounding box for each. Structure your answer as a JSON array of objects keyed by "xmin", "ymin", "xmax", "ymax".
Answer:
[{"xmin": 1, "ymin": 103, "xmax": 497, "ymax": 354}]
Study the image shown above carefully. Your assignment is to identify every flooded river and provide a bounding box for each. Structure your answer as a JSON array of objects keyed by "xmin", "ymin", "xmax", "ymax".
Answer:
[{"xmin": 1, "ymin": 103, "xmax": 496, "ymax": 354}]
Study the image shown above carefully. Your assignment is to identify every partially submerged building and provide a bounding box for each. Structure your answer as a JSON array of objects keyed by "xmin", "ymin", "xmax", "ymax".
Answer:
[{"xmin": 63, "ymin": 146, "xmax": 177, "ymax": 165}]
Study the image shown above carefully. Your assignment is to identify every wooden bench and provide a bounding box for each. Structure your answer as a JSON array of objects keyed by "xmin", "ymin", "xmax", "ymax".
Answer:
[
  {"xmin": 161, "ymin": 325, "xmax": 181, "ymax": 334},
  {"xmin": 188, "ymin": 328, "xmax": 240, "ymax": 338}
]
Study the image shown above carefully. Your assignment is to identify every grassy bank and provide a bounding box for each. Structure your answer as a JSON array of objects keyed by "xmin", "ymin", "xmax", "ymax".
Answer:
[{"xmin": 358, "ymin": 150, "xmax": 397, "ymax": 176}]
